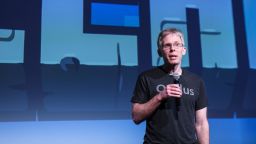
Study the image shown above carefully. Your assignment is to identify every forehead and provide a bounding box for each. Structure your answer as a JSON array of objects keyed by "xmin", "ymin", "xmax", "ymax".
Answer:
[{"xmin": 162, "ymin": 33, "xmax": 183, "ymax": 43}]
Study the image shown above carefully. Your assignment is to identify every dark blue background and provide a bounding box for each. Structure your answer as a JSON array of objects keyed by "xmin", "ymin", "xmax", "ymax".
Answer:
[{"xmin": 0, "ymin": 0, "xmax": 255, "ymax": 143}]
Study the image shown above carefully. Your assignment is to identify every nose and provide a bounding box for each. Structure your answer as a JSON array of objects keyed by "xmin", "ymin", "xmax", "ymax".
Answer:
[{"xmin": 169, "ymin": 45, "xmax": 175, "ymax": 52}]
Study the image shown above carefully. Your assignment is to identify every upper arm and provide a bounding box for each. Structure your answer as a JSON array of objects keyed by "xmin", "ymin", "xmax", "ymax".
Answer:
[
  {"xmin": 131, "ymin": 74, "xmax": 150, "ymax": 104},
  {"xmin": 196, "ymin": 107, "xmax": 208, "ymax": 125},
  {"xmin": 195, "ymin": 80, "xmax": 208, "ymax": 110},
  {"xmin": 131, "ymin": 102, "xmax": 146, "ymax": 124}
]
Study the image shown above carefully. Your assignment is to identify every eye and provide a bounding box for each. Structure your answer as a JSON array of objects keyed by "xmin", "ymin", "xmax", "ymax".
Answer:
[
  {"xmin": 173, "ymin": 42, "xmax": 182, "ymax": 47},
  {"xmin": 163, "ymin": 43, "xmax": 171, "ymax": 49}
]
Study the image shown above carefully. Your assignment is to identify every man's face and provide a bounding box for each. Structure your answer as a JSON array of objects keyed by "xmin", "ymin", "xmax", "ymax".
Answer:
[{"xmin": 159, "ymin": 34, "xmax": 186, "ymax": 65}]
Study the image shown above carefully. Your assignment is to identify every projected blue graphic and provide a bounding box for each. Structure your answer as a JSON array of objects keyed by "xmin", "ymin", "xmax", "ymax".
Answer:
[
  {"xmin": 150, "ymin": 0, "xmax": 237, "ymax": 68},
  {"xmin": 91, "ymin": 3, "xmax": 139, "ymax": 27},
  {"xmin": 244, "ymin": 0, "xmax": 256, "ymax": 69},
  {"xmin": 83, "ymin": 0, "xmax": 152, "ymax": 71},
  {"xmin": 0, "ymin": 0, "xmax": 256, "ymax": 144},
  {"xmin": 0, "ymin": 0, "xmax": 256, "ymax": 121},
  {"xmin": 0, "ymin": 29, "xmax": 25, "ymax": 63}
]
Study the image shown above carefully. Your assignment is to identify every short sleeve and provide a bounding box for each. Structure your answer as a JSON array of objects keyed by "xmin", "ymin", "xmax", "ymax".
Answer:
[
  {"xmin": 131, "ymin": 74, "xmax": 150, "ymax": 104},
  {"xmin": 195, "ymin": 79, "xmax": 208, "ymax": 110}
]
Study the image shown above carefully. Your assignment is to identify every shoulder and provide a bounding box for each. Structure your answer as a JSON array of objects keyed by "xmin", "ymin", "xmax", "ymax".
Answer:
[
  {"xmin": 139, "ymin": 66, "xmax": 166, "ymax": 79},
  {"xmin": 182, "ymin": 69, "xmax": 204, "ymax": 83}
]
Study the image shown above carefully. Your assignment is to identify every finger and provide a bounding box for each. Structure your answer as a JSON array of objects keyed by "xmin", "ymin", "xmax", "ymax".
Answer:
[
  {"xmin": 167, "ymin": 93, "xmax": 182, "ymax": 98},
  {"xmin": 169, "ymin": 87, "xmax": 182, "ymax": 93},
  {"xmin": 167, "ymin": 84, "xmax": 181, "ymax": 90},
  {"xmin": 169, "ymin": 91, "xmax": 182, "ymax": 97},
  {"xmin": 172, "ymin": 84, "xmax": 180, "ymax": 88},
  {"xmin": 166, "ymin": 89, "xmax": 182, "ymax": 97}
]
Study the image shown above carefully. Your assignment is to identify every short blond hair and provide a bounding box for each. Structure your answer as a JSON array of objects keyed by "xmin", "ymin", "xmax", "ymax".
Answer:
[{"xmin": 157, "ymin": 28, "xmax": 185, "ymax": 49}]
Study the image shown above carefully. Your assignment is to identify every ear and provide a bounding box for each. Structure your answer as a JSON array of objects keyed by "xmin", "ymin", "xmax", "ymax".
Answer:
[
  {"xmin": 182, "ymin": 47, "xmax": 186, "ymax": 55},
  {"xmin": 157, "ymin": 49, "xmax": 162, "ymax": 57}
]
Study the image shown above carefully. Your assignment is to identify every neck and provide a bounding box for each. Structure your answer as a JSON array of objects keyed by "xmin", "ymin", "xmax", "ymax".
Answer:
[{"xmin": 163, "ymin": 64, "xmax": 182, "ymax": 75}]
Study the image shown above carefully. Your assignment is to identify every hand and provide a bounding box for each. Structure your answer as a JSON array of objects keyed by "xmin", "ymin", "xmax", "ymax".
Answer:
[{"xmin": 159, "ymin": 84, "xmax": 182, "ymax": 100}]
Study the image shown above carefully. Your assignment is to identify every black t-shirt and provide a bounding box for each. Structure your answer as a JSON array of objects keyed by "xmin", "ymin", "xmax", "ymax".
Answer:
[{"xmin": 131, "ymin": 66, "xmax": 208, "ymax": 144}]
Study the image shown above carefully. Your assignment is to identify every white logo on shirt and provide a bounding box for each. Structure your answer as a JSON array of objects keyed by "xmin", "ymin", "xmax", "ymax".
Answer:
[{"xmin": 156, "ymin": 84, "xmax": 195, "ymax": 96}]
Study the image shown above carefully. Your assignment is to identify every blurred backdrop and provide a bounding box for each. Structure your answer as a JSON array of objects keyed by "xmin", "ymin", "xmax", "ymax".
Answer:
[{"xmin": 0, "ymin": 0, "xmax": 255, "ymax": 143}]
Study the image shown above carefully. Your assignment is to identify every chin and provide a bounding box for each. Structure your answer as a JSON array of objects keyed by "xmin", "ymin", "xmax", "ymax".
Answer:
[{"xmin": 168, "ymin": 60, "xmax": 179, "ymax": 65}]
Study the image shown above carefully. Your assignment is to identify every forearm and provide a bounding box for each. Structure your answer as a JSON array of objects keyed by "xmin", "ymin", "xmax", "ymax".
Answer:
[
  {"xmin": 196, "ymin": 120, "xmax": 209, "ymax": 144},
  {"xmin": 132, "ymin": 94, "xmax": 162, "ymax": 124},
  {"xmin": 132, "ymin": 84, "xmax": 182, "ymax": 124}
]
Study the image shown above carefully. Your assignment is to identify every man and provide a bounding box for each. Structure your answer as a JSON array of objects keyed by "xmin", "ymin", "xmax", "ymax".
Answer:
[{"xmin": 131, "ymin": 28, "xmax": 209, "ymax": 144}]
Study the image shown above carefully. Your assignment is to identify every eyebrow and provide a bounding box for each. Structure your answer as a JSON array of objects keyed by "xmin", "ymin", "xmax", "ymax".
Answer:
[{"xmin": 163, "ymin": 41, "xmax": 182, "ymax": 44}]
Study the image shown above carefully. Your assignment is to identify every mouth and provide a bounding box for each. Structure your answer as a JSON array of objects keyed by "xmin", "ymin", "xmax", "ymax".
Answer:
[{"xmin": 168, "ymin": 55, "xmax": 178, "ymax": 60}]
